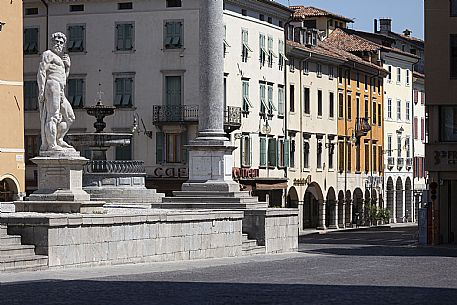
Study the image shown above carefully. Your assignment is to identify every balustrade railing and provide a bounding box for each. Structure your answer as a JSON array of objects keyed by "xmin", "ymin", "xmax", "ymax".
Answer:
[
  {"xmin": 224, "ymin": 106, "xmax": 242, "ymax": 127},
  {"xmin": 84, "ymin": 160, "xmax": 145, "ymax": 174}
]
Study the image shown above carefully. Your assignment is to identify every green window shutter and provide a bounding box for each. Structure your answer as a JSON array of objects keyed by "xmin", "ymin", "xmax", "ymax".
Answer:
[
  {"xmin": 272, "ymin": 138, "xmax": 277, "ymax": 167},
  {"xmin": 156, "ymin": 132, "xmax": 164, "ymax": 164},
  {"xmin": 125, "ymin": 24, "xmax": 133, "ymax": 49},
  {"xmin": 260, "ymin": 137, "xmax": 266, "ymax": 166},
  {"xmin": 284, "ymin": 139, "xmax": 290, "ymax": 167},
  {"xmin": 116, "ymin": 24, "xmax": 124, "ymax": 50}
]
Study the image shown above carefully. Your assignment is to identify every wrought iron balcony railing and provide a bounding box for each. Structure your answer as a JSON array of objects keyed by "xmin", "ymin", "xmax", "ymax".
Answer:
[
  {"xmin": 397, "ymin": 157, "xmax": 404, "ymax": 168},
  {"xmin": 153, "ymin": 105, "xmax": 199, "ymax": 124},
  {"xmin": 387, "ymin": 157, "xmax": 395, "ymax": 168},
  {"xmin": 224, "ymin": 106, "xmax": 242, "ymax": 133},
  {"xmin": 406, "ymin": 157, "xmax": 413, "ymax": 168}
]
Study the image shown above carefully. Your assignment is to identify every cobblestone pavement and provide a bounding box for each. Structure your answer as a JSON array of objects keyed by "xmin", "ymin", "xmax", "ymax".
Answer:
[{"xmin": 2, "ymin": 224, "xmax": 457, "ymax": 305}]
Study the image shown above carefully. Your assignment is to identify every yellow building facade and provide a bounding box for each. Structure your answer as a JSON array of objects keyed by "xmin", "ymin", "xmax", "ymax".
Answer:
[{"xmin": 0, "ymin": 1, "xmax": 25, "ymax": 201}]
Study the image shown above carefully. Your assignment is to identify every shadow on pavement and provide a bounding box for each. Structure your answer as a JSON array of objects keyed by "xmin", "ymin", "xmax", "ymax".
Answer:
[{"xmin": 1, "ymin": 280, "xmax": 457, "ymax": 305}]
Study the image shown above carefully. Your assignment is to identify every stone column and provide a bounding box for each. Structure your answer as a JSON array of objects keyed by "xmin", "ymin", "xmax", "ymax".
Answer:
[
  {"xmin": 341, "ymin": 201, "xmax": 346, "ymax": 228},
  {"xmin": 317, "ymin": 200, "xmax": 326, "ymax": 230},
  {"xmin": 329, "ymin": 200, "xmax": 338, "ymax": 229},
  {"xmin": 348, "ymin": 199, "xmax": 353, "ymax": 226}
]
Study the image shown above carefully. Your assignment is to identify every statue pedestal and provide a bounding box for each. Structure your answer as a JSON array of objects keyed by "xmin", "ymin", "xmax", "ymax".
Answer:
[{"xmin": 15, "ymin": 152, "xmax": 104, "ymax": 213}]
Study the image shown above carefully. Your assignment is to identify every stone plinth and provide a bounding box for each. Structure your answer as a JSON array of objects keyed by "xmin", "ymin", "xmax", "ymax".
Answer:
[{"xmin": 15, "ymin": 154, "xmax": 104, "ymax": 213}]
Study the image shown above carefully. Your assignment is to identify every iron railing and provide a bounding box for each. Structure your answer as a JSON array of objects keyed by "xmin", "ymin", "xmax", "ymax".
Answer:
[
  {"xmin": 153, "ymin": 105, "xmax": 199, "ymax": 124},
  {"xmin": 406, "ymin": 157, "xmax": 413, "ymax": 168},
  {"xmin": 84, "ymin": 160, "xmax": 145, "ymax": 174},
  {"xmin": 387, "ymin": 157, "xmax": 395, "ymax": 167},
  {"xmin": 397, "ymin": 157, "xmax": 404, "ymax": 168},
  {"xmin": 224, "ymin": 106, "xmax": 241, "ymax": 132}
]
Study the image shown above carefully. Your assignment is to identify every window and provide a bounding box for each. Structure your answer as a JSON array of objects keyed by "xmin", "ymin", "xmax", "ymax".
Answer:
[
  {"xmin": 406, "ymin": 69, "xmax": 410, "ymax": 85},
  {"xmin": 338, "ymin": 68, "xmax": 343, "ymax": 84},
  {"xmin": 372, "ymin": 77, "xmax": 376, "ymax": 93},
  {"xmin": 304, "ymin": 87, "xmax": 310, "ymax": 114},
  {"xmin": 396, "ymin": 67, "xmax": 401, "ymax": 83},
  {"xmin": 24, "ymin": 81, "xmax": 38, "ymax": 111},
  {"xmin": 406, "ymin": 101, "xmax": 410, "ymax": 121},
  {"xmin": 421, "ymin": 117, "xmax": 425, "ymax": 141},
  {"xmin": 259, "ymin": 14, "xmax": 265, "ymax": 21},
  {"xmin": 164, "ymin": 21, "xmax": 183, "ymax": 49},
  {"xmin": 378, "ymin": 104, "xmax": 382, "ymax": 126},
  {"xmin": 347, "ymin": 94, "xmax": 352, "ymax": 120},
  {"xmin": 346, "ymin": 142, "xmax": 352, "ymax": 171},
  {"xmin": 290, "ymin": 84, "xmax": 295, "ymax": 112},
  {"xmin": 364, "ymin": 75, "xmax": 368, "ymax": 91},
  {"xmin": 387, "ymin": 135, "xmax": 392, "ymax": 157},
  {"xmin": 241, "ymin": 29, "xmax": 252, "ymax": 62},
  {"xmin": 317, "ymin": 63, "xmax": 322, "ymax": 77},
  {"xmin": 373, "ymin": 144, "xmax": 377, "ymax": 172},
  {"xmin": 267, "ymin": 84, "xmax": 276, "ymax": 115},
  {"xmin": 414, "ymin": 90, "xmax": 419, "ymax": 104},
  {"xmin": 260, "ymin": 137, "xmax": 267, "ymax": 167},
  {"xmin": 317, "ymin": 139, "xmax": 323, "ymax": 169},
  {"xmin": 397, "ymin": 136, "xmax": 402, "ymax": 158},
  {"xmin": 303, "ymin": 137, "xmax": 310, "ymax": 169},
  {"xmin": 378, "ymin": 146, "xmax": 383, "ymax": 173},
  {"xmin": 242, "ymin": 9, "xmax": 247, "ymax": 16},
  {"xmin": 278, "ymin": 40, "xmax": 286, "ymax": 70},
  {"xmin": 116, "ymin": 23, "xmax": 134, "ymax": 51},
  {"xmin": 303, "ymin": 61, "xmax": 309, "ymax": 75},
  {"xmin": 356, "ymin": 72, "xmax": 360, "ymax": 89},
  {"xmin": 387, "ymin": 98, "xmax": 392, "ymax": 119},
  {"xmin": 290, "ymin": 137, "xmax": 295, "ymax": 168},
  {"xmin": 338, "ymin": 140, "xmax": 344, "ymax": 172},
  {"xmin": 338, "ymin": 92, "xmax": 344, "ymax": 118},
  {"xmin": 23, "ymin": 28, "xmax": 39, "ymax": 55},
  {"xmin": 267, "ymin": 36, "xmax": 276, "ymax": 68},
  {"xmin": 259, "ymin": 83, "xmax": 267, "ymax": 114},
  {"xmin": 356, "ymin": 143, "xmax": 361, "ymax": 172},
  {"xmin": 259, "ymin": 34, "xmax": 267, "ymax": 66},
  {"xmin": 387, "ymin": 65, "xmax": 392, "ymax": 82},
  {"xmin": 364, "ymin": 141, "xmax": 369, "ymax": 173},
  {"xmin": 451, "ymin": 35, "xmax": 457, "ymax": 78},
  {"xmin": 439, "ymin": 107, "xmax": 457, "ymax": 141},
  {"xmin": 156, "ymin": 132, "xmax": 187, "ymax": 164},
  {"xmin": 397, "ymin": 99, "xmax": 401, "ymax": 121},
  {"xmin": 346, "ymin": 70, "xmax": 351, "ymax": 87},
  {"xmin": 364, "ymin": 97, "xmax": 369, "ymax": 119},
  {"xmin": 267, "ymin": 138, "xmax": 277, "ymax": 167},
  {"xmin": 329, "ymin": 66, "xmax": 334, "ymax": 80},
  {"xmin": 241, "ymin": 135, "xmax": 252, "ymax": 167},
  {"xmin": 166, "ymin": 0, "xmax": 181, "ymax": 7},
  {"xmin": 414, "ymin": 117, "xmax": 418, "ymax": 139},
  {"xmin": 69, "ymin": 4, "xmax": 84, "ymax": 12},
  {"xmin": 278, "ymin": 85, "xmax": 285, "ymax": 116},
  {"xmin": 67, "ymin": 25, "xmax": 85, "ymax": 52},
  {"xmin": 287, "ymin": 25, "xmax": 294, "ymax": 40},
  {"xmin": 25, "ymin": 7, "xmax": 38, "ymax": 15},
  {"xmin": 67, "ymin": 78, "xmax": 85, "ymax": 108},
  {"xmin": 165, "ymin": 75, "xmax": 181, "ymax": 108},
  {"xmin": 278, "ymin": 138, "xmax": 288, "ymax": 168},
  {"xmin": 451, "ymin": 0, "xmax": 457, "ymax": 16},
  {"xmin": 268, "ymin": 17, "xmax": 272, "ymax": 24},
  {"xmin": 328, "ymin": 141, "xmax": 334, "ymax": 169},
  {"xmin": 114, "ymin": 76, "xmax": 133, "ymax": 107},
  {"xmin": 406, "ymin": 137, "xmax": 411, "ymax": 158},
  {"xmin": 118, "ymin": 2, "xmax": 133, "ymax": 10},
  {"xmin": 25, "ymin": 135, "xmax": 40, "ymax": 165},
  {"xmin": 329, "ymin": 92, "xmax": 334, "ymax": 118},
  {"xmin": 317, "ymin": 90, "xmax": 323, "ymax": 117},
  {"xmin": 377, "ymin": 79, "xmax": 381, "ymax": 95},
  {"xmin": 372, "ymin": 100, "xmax": 377, "ymax": 125},
  {"xmin": 116, "ymin": 143, "xmax": 132, "ymax": 160},
  {"xmin": 242, "ymin": 79, "xmax": 252, "ymax": 112}
]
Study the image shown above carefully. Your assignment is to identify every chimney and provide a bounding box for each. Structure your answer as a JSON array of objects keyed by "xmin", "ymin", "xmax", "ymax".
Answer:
[
  {"xmin": 379, "ymin": 18, "xmax": 392, "ymax": 33},
  {"xmin": 403, "ymin": 29, "xmax": 412, "ymax": 37},
  {"xmin": 374, "ymin": 19, "xmax": 378, "ymax": 33}
]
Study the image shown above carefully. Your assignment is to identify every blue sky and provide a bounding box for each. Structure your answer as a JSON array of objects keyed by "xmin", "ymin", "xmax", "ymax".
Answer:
[{"xmin": 277, "ymin": 0, "xmax": 424, "ymax": 39}]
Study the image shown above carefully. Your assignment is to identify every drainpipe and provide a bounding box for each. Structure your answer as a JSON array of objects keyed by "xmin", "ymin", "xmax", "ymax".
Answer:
[{"xmin": 40, "ymin": 0, "xmax": 49, "ymax": 49}]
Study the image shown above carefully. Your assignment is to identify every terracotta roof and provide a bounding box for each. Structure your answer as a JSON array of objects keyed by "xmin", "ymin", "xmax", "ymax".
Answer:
[
  {"xmin": 286, "ymin": 40, "xmax": 346, "ymax": 61},
  {"xmin": 290, "ymin": 6, "xmax": 353, "ymax": 23},
  {"xmin": 394, "ymin": 32, "xmax": 424, "ymax": 45},
  {"xmin": 325, "ymin": 28, "xmax": 381, "ymax": 53}
]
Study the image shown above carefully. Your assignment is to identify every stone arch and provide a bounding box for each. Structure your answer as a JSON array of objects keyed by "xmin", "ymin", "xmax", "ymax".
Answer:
[
  {"xmin": 0, "ymin": 175, "xmax": 20, "ymax": 202},
  {"xmin": 345, "ymin": 190, "xmax": 352, "ymax": 226},
  {"xmin": 338, "ymin": 190, "xmax": 345, "ymax": 228},
  {"xmin": 386, "ymin": 177, "xmax": 394, "ymax": 218},
  {"xmin": 396, "ymin": 177, "xmax": 404, "ymax": 222},
  {"xmin": 353, "ymin": 188, "xmax": 364, "ymax": 225},
  {"xmin": 325, "ymin": 187, "xmax": 337, "ymax": 228},
  {"xmin": 405, "ymin": 177, "xmax": 412, "ymax": 222},
  {"xmin": 303, "ymin": 182, "xmax": 323, "ymax": 229},
  {"xmin": 286, "ymin": 186, "xmax": 299, "ymax": 208}
]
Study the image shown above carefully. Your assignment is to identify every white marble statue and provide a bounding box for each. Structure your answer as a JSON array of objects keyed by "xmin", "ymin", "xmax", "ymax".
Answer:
[{"xmin": 37, "ymin": 32, "xmax": 76, "ymax": 152}]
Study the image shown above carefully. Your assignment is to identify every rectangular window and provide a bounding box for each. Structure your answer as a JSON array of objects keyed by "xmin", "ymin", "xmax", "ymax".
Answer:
[
  {"xmin": 166, "ymin": 0, "xmax": 182, "ymax": 7},
  {"xmin": 338, "ymin": 141, "xmax": 344, "ymax": 172},
  {"xmin": 406, "ymin": 69, "xmax": 410, "ymax": 85},
  {"xmin": 67, "ymin": 25, "xmax": 85, "ymax": 52},
  {"xmin": 267, "ymin": 84, "xmax": 276, "ymax": 115},
  {"xmin": 372, "ymin": 77, "xmax": 376, "ymax": 93},
  {"xmin": 118, "ymin": 2, "xmax": 133, "ymax": 10},
  {"xmin": 278, "ymin": 85, "xmax": 285, "ymax": 116},
  {"xmin": 303, "ymin": 138, "xmax": 310, "ymax": 169},
  {"xmin": 364, "ymin": 75, "xmax": 368, "ymax": 91},
  {"xmin": 364, "ymin": 97, "xmax": 368, "ymax": 119},
  {"xmin": 387, "ymin": 66, "xmax": 392, "ymax": 82},
  {"xmin": 406, "ymin": 101, "xmax": 410, "ymax": 121},
  {"xmin": 421, "ymin": 117, "xmax": 425, "ymax": 141},
  {"xmin": 338, "ymin": 92, "xmax": 344, "ymax": 118},
  {"xmin": 165, "ymin": 75, "xmax": 182, "ymax": 109},
  {"xmin": 388, "ymin": 98, "xmax": 392, "ymax": 119},
  {"xmin": 241, "ymin": 29, "xmax": 252, "ymax": 62},
  {"xmin": 378, "ymin": 104, "xmax": 382, "ymax": 126},
  {"xmin": 317, "ymin": 139, "xmax": 322, "ymax": 169},
  {"xmin": 452, "ymin": 0, "xmax": 457, "ymax": 16},
  {"xmin": 304, "ymin": 87, "xmax": 310, "ymax": 114},
  {"xmin": 397, "ymin": 67, "xmax": 401, "ymax": 83},
  {"xmin": 406, "ymin": 137, "xmax": 411, "ymax": 158},
  {"xmin": 165, "ymin": 133, "xmax": 181, "ymax": 163},
  {"xmin": 242, "ymin": 79, "xmax": 252, "ymax": 112},
  {"xmin": 329, "ymin": 92, "xmax": 334, "ymax": 118},
  {"xmin": 356, "ymin": 96, "xmax": 360, "ymax": 120},
  {"xmin": 267, "ymin": 36, "xmax": 276, "ymax": 68},
  {"xmin": 164, "ymin": 21, "xmax": 183, "ymax": 49},
  {"xmin": 397, "ymin": 99, "xmax": 401, "ymax": 121},
  {"xmin": 278, "ymin": 40, "xmax": 286, "ymax": 70},
  {"xmin": 388, "ymin": 135, "xmax": 392, "ymax": 157},
  {"xmin": 317, "ymin": 90, "xmax": 323, "ymax": 116},
  {"xmin": 24, "ymin": 81, "xmax": 38, "ymax": 111},
  {"xmin": 259, "ymin": 34, "xmax": 267, "ymax": 66},
  {"xmin": 260, "ymin": 137, "xmax": 267, "ymax": 167},
  {"xmin": 377, "ymin": 79, "xmax": 381, "ymax": 95},
  {"xmin": 373, "ymin": 144, "xmax": 377, "ymax": 172},
  {"xmin": 290, "ymin": 137, "xmax": 295, "ymax": 168},
  {"xmin": 451, "ymin": 35, "xmax": 457, "ymax": 77},
  {"xmin": 267, "ymin": 138, "xmax": 277, "ymax": 167},
  {"xmin": 329, "ymin": 66, "xmax": 334, "ymax": 80},
  {"xmin": 378, "ymin": 146, "xmax": 383, "ymax": 173},
  {"xmin": 328, "ymin": 141, "xmax": 334, "ymax": 169},
  {"xmin": 414, "ymin": 90, "xmax": 419, "ymax": 103},
  {"xmin": 317, "ymin": 63, "xmax": 322, "ymax": 77},
  {"xmin": 347, "ymin": 142, "xmax": 352, "ymax": 172},
  {"xmin": 303, "ymin": 61, "xmax": 309, "ymax": 75},
  {"xmin": 356, "ymin": 143, "xmax": 361, "ymax": 172},
  {"xmin": 23, "ymin": 28, "xmax": 39, "ymax": 55},
  {"xmin": 69, "ymin": 4, "xmax": 84, "ymax": 12},
  {"xmin": 259, "ymin": 83, "xmax": 267, "ymax": 114},
  {"xmin": 356, "ymin": 72, "xmax": 360, "ymax": 89},
  {"xmin": 67, "ymin": 78, "xmax": 85, "ymax": 108},
  {"xmin": 241, "ymin": 135, "xmax": 252, "ymax": 167},
  {"xmin": 338, "ymin": 67, "xmax": 343, "ymax": 84},
  {"xmin": 114, "ymin": 76, "xmax": 134, "ymax": 107},
  {"xmin": 414, "ymin": 116, "xmax": 418, "ymax": 139},
  {"xmin": 372, "ymin": 100, "xmax": 377, "ymax": 124},
  {"xmin": 364, "ymin": 141, "xmax": 369, "ymax": 173},
  {"xmin": 397, "ymin": 136, "xmax": 402, "ymax": 158},
  {"xmin": 290, "ymin": 84, "xmax": 295, "ymax": 112},
  {"xmin": 25, "ymin": 135, "xmax": 41, "ymax": 166},
  {"xmin": 116, "ymin": 23, "xmax": 134, "ymax": 51},
  {"xmin": 25, "ymin": 7, "xmax": 39, "ymax": 15},
  {"xmin": 347, "ymin": 94, "xmax": 352, "ymax": 120},
  {"xmin": 278, "ymin": 138, "xmax": 285, "ymax": 168}
]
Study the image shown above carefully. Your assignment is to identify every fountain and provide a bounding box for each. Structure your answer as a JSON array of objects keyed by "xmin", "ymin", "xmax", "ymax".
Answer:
[{"xmin": 66, "ymin": 98, "xmax": 164, "ymax": 209}]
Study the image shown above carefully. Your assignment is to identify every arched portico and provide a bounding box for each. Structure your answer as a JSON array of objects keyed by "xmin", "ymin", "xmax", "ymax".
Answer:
[
  {"xmin": 353, "ymin": 188, "xmax": 364, "ymax": 226},
  {"xmin": 303, "ymin": 182, "xmax": 324, "ymax": 229},
  {"xmin": 338, "ymin": 190, "xmax": 345, "ymax": 228},
  {"xmin": 386, "ymin": 177, "xmax": 394, "ymax": 221},
  {"xmin": 286, "ymin": 186, "xmax": 299, "ymax": 208},
  {"xmin": 405, "ymin": 178, "xmax": 412, "ymax": 222},
  {"xmin": 325, "ymin": 187, "xmax": 337, "ymax": 229},
  {"xmin": 396, "ymin": 177, "xmax": 404, "ymax": 223},
  {"xmin": 0, "ymin": 175, "xmax": 20, "ymax": 202}
]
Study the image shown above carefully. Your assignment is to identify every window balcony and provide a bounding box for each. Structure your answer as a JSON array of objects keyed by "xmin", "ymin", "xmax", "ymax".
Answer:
[
  {"xmin": 406, "ymin": 157, "xmax": 413, "ymax": 169},
  {"xmin": 355, "ymin": 117, "xmax": 371, "ymax": 138},
  {"xmin": 224, "ymin": 106, "xmax": 242, "ymax": 133},
  {"xmin": 153, "ymin": 105, "xmax": 199, "ymax": 125},
  {"xmin": 397, "ymin": 157, "xmax": 404, "ymax": 169},
  {"xmin": 387, "ymin": 156, "xmax": 395, "ymax": 169}
]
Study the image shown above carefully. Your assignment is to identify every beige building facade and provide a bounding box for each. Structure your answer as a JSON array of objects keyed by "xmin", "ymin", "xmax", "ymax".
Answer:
[{"xmin": 0, "ymin": 0, "xmax": 26, "ymax": 201}]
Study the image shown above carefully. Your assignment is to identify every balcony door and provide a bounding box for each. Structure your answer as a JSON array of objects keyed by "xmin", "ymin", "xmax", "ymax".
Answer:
[{"xmin": 165, "ymin": 75, "xmax": 182, "ymax": 121}]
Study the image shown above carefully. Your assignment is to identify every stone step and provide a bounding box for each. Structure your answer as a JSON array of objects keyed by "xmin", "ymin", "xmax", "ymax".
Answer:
[
  {"xmin": 0, "ymin": 235, "xmax": 22, "ymax": 246},
  {"xmin": 173, "ymin": 191, "xmax": 254, "ymax": 198},
  {"xmin": 0, "ymin": 255, "xmax": 48, "ymax": 272},
  {"xmin": 242, "ymin": 240, "xmax": 258, "ymax": 249},
  {"xmin": 0, "ymin": 225, "xmax": 7, "ymax": 235},
  {"xmin": 242, "ymin": 246, "xmax": 266, "ymax": 256},
  {"xmin": 0, "ymin": 244, "xmax": 36, "ymax": 257},
  {"xmin": 155, "ymin": 202, "xmax": 267, "ymax": 210},
  {"xmin": 162, "ymin": 196, "xmax": 261, "ymax": 204}
]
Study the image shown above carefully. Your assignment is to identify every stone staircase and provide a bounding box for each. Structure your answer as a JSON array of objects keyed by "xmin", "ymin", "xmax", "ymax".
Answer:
[
  {"xmin": 241, "ymin": 233, "xmax": 265, "ymax": 256},
  {"xmin": 0, "ymin": 225, "xmax": 48, "ymax": 272}
]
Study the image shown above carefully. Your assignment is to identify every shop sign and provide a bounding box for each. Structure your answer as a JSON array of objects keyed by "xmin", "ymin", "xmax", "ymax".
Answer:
[
  {"xmin": 151, "ymin": 167, "xmax": 188, "ymax": 178},
  {"xmin": 293, "ymin": 175, "xmax": 311, "ymax": 186},
  {"xmin": 433, "ymin": 150, "xmax": 457, "ymax": 165},
  {"xmin": 232, "ymin": 167, "xmax": 259, "ymax": 179}
]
